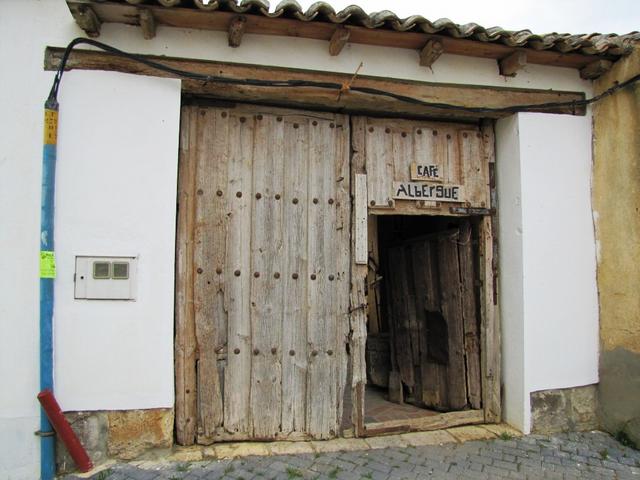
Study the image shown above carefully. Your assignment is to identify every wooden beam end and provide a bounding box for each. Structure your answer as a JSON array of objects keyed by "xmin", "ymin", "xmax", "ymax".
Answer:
[
  {"xmin": 419, "ymin": 39, "xmax": 444, "ymax": 68},
  {"xmin": 329, "ymin": 26, "xmax": 351, "ymax": 56},
  {"xmin": 580, "ymin": 59, "xmax": 613, "ymax": 80},
  {"xmin": 228, "ymin": 16, "xmax": 247, "ymax": 48},
  {"xmin": 69, "ymin": 4, "xmax": 101, "ymax": 38},
  {"xmin": 139, "ymin": 9, "xmax": 156, "ymax": 40},
  {"xmin": 499, "ymin": 51, "xmax": 527, "ymax": 77}
]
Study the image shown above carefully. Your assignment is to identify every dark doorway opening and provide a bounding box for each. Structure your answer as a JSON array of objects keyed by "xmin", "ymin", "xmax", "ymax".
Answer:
[{"xmin": 364, "ymin": 215, "xmax": 483, "ymax": 427}]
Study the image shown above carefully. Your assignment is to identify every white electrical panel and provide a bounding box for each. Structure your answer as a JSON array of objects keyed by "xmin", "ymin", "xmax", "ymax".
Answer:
[{"xmin": 74, "ymin": 256, "xmax": 138, "ymax": 300}]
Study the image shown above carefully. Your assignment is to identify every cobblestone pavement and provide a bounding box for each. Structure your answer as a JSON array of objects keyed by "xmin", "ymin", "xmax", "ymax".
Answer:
[{"xmin": 64, "ymin": 431, "xmax": 640, "ymax": 480}]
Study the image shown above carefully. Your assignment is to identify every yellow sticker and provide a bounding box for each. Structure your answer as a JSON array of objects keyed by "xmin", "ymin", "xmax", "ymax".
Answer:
[
  {"xmin": 44, "ymin": 109, "xmax": 58, "ymax": 145},
  {"xmin": 40, "ymin": 251, "xmax": 56, "ymax": 279}
]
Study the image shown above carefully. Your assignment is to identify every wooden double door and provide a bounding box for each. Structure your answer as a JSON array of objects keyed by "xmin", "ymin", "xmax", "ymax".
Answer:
[{"xmin": 175, "ymin": 104, "xmax": 352, "ymax": 444}]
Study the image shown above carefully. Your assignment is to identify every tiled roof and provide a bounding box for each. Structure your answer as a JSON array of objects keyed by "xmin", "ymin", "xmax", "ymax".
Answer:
[{"xmin": 125, "ymin": 0, "xmax": 639, "ymax": 56}]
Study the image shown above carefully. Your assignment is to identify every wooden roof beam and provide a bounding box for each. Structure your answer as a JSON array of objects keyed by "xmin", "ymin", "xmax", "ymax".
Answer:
[
  {"xmin": 499, "ymin": 51, "xmax": 527, "ymax": 77},
  {"xmin": 228, "ymin": 15, "xmax": 246, "ymax": 48},
  {"xmin": 580, "ymin": 59, "xmax": 613, "ymax": 79},
  {"xmin": 419, "ymin": 39, "xmax": 444, "ymax": 68},
  {"xmin": 68, "ymin": 3, "xmax": 101, "ymax": 38},
  {"xmin": 66, "ymin": 1, "xmax": 615, "ymax": 71},
  {"xmin": 139, "ymin": 9, "xmax": 156, "ymax": 40},
  {"xmin": 329, "ymin": 26, "xmax": 350, "ymax": 56}
]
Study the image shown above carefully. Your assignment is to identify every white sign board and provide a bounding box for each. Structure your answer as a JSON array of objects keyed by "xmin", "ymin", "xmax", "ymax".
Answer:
[
  {"xmin": 410, "ymin": 162, "xmax": 441, "ymax": 181},
  {"xmin": 392, "ymin": 182, "xmax": 465, "ymax": 202}
]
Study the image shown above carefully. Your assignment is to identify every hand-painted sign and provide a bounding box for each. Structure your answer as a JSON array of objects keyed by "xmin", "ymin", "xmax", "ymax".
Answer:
[
  {"xmin": 410, "ymin": 162, "xmax": 441, "ymax": 181},
  {"xmin": 393, "ymin": 182, "xmax": 465, "ymax": 202}
]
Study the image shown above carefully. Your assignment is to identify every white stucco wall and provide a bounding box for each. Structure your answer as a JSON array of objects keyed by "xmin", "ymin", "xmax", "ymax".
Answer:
[
  {"xmin": 1, "ymin": 0, "xmax": 599, "ymax": 477},
  {"xmin": 54, "ymin": 71, "xmax": 181, "ymax": 410},
  {"xmin": 496, "ymin": 112, "xmax": 599, "ymax": 433}
]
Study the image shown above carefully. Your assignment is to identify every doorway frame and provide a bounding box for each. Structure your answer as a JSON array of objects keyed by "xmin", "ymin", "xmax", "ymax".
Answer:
[{"xmin": 349, "ymin": 117, "xmax": 500, "ymax": 437}]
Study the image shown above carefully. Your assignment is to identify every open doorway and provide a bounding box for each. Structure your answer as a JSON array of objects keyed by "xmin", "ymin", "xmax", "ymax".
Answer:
[{"xmin": 364, "ymin": 215, "xmax": 482, "ymax": 429}]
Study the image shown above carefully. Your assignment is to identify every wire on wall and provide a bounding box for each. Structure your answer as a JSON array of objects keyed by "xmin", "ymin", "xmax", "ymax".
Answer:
[{"xmin": 49, "ymin": 38, "xmax": 640, "ymax": 114}]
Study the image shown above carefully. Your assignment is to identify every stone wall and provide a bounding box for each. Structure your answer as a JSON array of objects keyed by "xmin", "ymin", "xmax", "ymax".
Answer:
[
  {"xmin": 530, "ymin": 385, "xmax": 598, "ymax": 434},
  {"xmin": 56, "ymin": 408, "xmax": 173, "ymax": 474},
  {"xmin": 592, "ymin": 46, "xmax": 640, "ymax": 448}
]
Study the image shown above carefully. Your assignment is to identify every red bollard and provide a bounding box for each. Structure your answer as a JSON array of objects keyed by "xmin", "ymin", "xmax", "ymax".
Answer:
[{"xmin": 37, "ymin": 389, "xmax": 93, "ymax": 473}]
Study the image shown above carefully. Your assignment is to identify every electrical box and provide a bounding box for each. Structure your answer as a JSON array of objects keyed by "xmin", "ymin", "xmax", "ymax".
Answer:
[{"xmin": 74, "ymin": 256, "xmax": 138, "ymax": 300}]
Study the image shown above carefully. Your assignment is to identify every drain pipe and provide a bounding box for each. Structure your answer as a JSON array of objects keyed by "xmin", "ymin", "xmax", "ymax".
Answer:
[{"xmin": 38, "ymin": 95, "xmax": 59, "ymax": 480}]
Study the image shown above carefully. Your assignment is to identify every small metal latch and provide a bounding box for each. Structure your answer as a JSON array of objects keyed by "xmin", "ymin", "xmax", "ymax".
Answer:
[
  {"xmin": 34, "ymin": 430, "xmax": 56, "ymax": 437},
  {"xmin": 449, "ymin": 206, "xmax": 494, "ymax": 215}
]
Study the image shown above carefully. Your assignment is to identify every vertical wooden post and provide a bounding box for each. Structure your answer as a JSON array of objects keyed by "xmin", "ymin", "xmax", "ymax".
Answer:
[
  {"xmin": 480, "ymin": 120, "xmax": 501, "ymax": 423},
  {"xmin": 349, "ymin": 117, "xmax": 368, "ymax": 436},
  {"xmin": 175, "ymin": 106, "xmax": 198, "ymax": 445}
]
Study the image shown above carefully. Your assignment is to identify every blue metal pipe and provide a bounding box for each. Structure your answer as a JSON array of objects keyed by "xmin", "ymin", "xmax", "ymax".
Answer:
[{"xmin": 39, "ymin": 97, "xmax": 59, "ymax": 480}]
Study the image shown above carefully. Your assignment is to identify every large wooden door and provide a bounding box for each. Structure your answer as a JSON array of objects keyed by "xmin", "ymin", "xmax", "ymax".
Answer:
[
  {"xmin": 175, "ymin": 104, "xmax": 351, "ymax": 444},
  {"xmin": 385, "ymin": 222, "xmax": 482, "ymax": 412}
]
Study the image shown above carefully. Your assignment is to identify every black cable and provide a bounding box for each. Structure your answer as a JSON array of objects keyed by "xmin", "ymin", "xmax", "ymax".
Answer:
[{"xmin": 49, "ymin": 37, "xmax": 640, "ymax": 114}]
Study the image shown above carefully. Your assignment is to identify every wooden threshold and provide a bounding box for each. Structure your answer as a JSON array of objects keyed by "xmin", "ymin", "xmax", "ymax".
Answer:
[
  {"xmin": 45, "ymin": 47, "xmax": 586, "ymax": 121},
  {"xmin": 363, "ymin": 409, "xmax": 485, "ymax": 437},
  {"xmin": 66, "ymin": 0, "xmax": 614, "ymax": 72}
]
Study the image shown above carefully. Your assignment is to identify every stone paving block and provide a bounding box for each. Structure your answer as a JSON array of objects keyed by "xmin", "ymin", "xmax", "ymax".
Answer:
[
  {"xmin": 447, "ymin": 426, "xmax": 496, "ymax": 443},
  {"xmin": 269, "ymin": 441, "xmax": 314, "ymax": 456},
  {"xmin": 311, "ymin": 438, "xmax": 369, "ymax": 453},
  {"xmin": 167, "ymin": 447, "xmax": 203, "ymax": 462},
  {"xmin": 364, "ymin": 435, "xmax": 409, "ymax": 450},
  {"xmin": 399, "ymin": 430, "xmax": 457, "ymax": 448}
]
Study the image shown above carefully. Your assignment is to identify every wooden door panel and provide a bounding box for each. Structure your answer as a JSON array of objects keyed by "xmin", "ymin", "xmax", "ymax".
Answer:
[
  {"xmin": 386, "ymin": 223, "xmax": 481, "ymax": 412},
  {"xmin": 176, "ymin": 104, "xmax": 350, "ymax": 444}
]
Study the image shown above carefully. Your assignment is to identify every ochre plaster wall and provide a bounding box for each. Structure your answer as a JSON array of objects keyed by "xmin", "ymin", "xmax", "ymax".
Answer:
[{"xmin": 592, "ymin": 46, "xmax": 640, "ymax": 444}]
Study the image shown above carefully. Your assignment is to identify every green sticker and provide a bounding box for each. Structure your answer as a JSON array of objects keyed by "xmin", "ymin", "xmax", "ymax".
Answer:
[{"xmin": 40, "ymin": 251, "xmax": 56, "ymax": 279}]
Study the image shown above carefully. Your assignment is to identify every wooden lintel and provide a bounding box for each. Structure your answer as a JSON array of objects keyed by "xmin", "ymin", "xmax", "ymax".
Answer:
[
  {"xmin": 44, "ymin": 47, "xmax": 587, "ymax": 119},
  {"xmin": 580, "ymin": 59, "xmax": 613, "ymax": 79},
  {"xmin": 65, "ymin": 1, "xmax": 617, "ymax": 72},
  {"xmin": 68, "ymin": 4, "xmax": 101, "ymax": 38},
  {"xmin": 419, "ymin": 39, "xmax": 444, "ymax": 68},
  {"xmin": 329, "ymin": 26, "xmax": 351, "ymax": 56},
  {"xmin": 499, "ymin": 51, "xmax": 527, "ymax": 77},
  {"xmin": 228, "ymin": 16, "xmax": 247, "ymax": 48},
  {"xmin": 139, "ymin": 9, "xmax": 156, "ymax": 40}
]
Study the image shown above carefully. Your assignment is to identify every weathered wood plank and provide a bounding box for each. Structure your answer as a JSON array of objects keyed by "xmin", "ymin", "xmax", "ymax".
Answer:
[
  {"xmin": 46, "ymin": 47, "xmax": 588, "ymax": 118},
  {"xmin": 349, "ymin": 116, "xmax": 368, "ymax": 436},
  {"xmin": 366, "ymin": 215, "xmax": 381, "ymax": 334},
  {"xmin": 333, "ymin": 114, "xmax": 351, "ymax": 435},
  {"xmin": 437, "ymin": 230, "xmax": 468, "ymax": 410},
  {"xmin": 175, "ymin": 106, "xmax": 198, "ymax": 445},
  {"xmin": 281, "ymin": 115, "xmax": 309, "ymax": 435},
  {"xmin": 387, "ymin": 247, "xmax": 415, "ymax": 392},
  {"xmin": 307, "ymin": 118, "xmax": 337, "ymax": 439},
  {"xmin": 249, "ymin": 112, "xmax": 284, "ymax": 438},
  {"xmin": 365, "ymin": 409, "xmax": 484, "ymax": 432},
  {"xmin": 458, "ymin": 221, "xmax": 482, "ymax": 409},
  {"xmin": 354, "ymin": 174, "xmax": 368, "ymax": 265},
  {"xmin": 193, "ymin": 107, "xmax": 225, "ymax": 442},
  {"xmin": 223, "ymin": 111, "xmax": 254, "ymax": 433}
]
